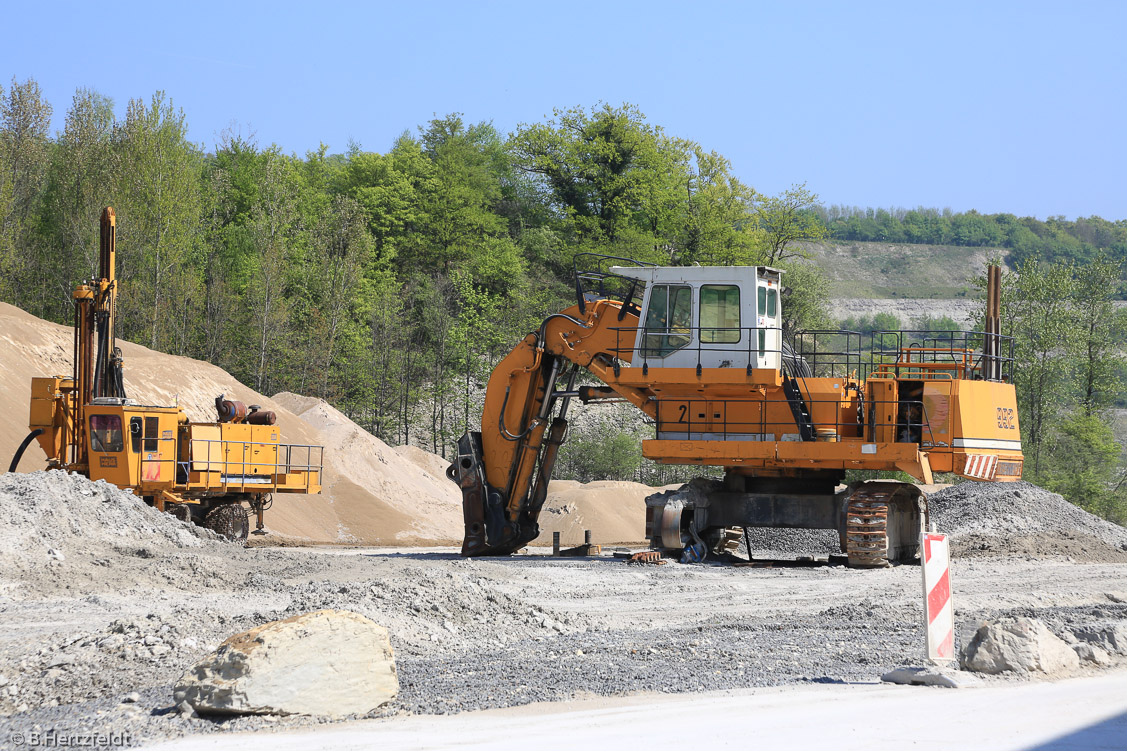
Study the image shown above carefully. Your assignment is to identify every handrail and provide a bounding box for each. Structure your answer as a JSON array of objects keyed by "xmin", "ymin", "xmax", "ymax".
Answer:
[
  {"xmin": 572, "ymin": 253, "xmax": 654, "ymax": 314},
  {"xmin": 652, "ymin": 396, "xmax": 941, "ymax": 448},
  {"xmin": 602, "ymin": 324, "xmax": 1014, "ymax": 383},
  {"xmin": 139, "ymin": 436, "xmax": 324, "ymax": 494}
]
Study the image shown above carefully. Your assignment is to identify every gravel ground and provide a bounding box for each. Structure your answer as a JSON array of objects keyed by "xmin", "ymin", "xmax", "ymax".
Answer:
[{"xmin": 0, "ymin": 472, "xmax": 1126, "ymax": 748}]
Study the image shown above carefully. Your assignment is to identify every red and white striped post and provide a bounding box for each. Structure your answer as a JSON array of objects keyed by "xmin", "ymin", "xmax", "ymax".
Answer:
[{"xmin": 922, "ymin": 529, "xmax": 955, "ymax": 663}]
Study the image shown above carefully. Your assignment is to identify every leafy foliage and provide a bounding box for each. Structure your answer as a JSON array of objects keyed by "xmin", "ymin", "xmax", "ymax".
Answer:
[
  {"xmin": 977, "ymin": 258, "xmax": 1127, "ymax": 522},
  {"xmin": 0, "ymin": 84, "xmax": 833, "ymax": 466}
]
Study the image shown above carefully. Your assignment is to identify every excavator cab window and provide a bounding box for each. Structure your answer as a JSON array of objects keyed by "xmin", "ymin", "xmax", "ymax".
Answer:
[
  {"xmin": 700, "ymin": 285, "xmax": 740, "ymax": 343},
  {"xmin": 644, "ymin": 284, "xmax": 692, "ymax": 357},
  {"xmin": 90, "ymin": 415, "xmax": 123, "ymax": 452}
]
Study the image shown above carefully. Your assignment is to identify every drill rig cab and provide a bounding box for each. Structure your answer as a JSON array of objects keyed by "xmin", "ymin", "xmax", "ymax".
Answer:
[
  {"xmin": 15, "ymin": 208, "xmax": 323, "ymax": 540},
  {"xmin": 450, "ymin": 254, "xmax": 1021, "ymax": 566}
]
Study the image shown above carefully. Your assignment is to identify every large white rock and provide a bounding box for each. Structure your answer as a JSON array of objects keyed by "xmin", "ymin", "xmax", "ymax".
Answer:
[
  {"xmin": 962, "ymin": 617, "xmax": 1079, "ymax": 675},
  {"xmin": 174, "ymin": 609, "xmax": 397, "ymax": 718}
]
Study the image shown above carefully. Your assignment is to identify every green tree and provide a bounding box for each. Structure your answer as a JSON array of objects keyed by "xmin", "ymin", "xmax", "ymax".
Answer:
[
  {"xmin": 557, "ymin": 430, "xmax": 642, "ymax": 482},
  {"xmin": 778, "ymin": 260, "xmax": 830, "ymax": 336},
  {"xmin": 0, "ymin": 77, "xmax": 53, "ymax": 310},
  {"xmin": 413, "ymin": 115, "xmax": 520, "ymax": 286},
  {"xmin": 1070, "ymin": 254, "xmax": 1127, "ymax": 415},
  {"xmin": 999, "ymin": 261, "xmax": 1077, "ymax": 475},
  {"xmin": 510, "ymin": 103, "xmax": 691, "ymax": 264},
  {"xmin": 243, "ymin": 151, "xmax": 302, "ymax": 392},
  {"xmin": 308, "ymin": 194, "xmax": 371, "ymax": 398},
  {"xmin": 42, "ymin": 88, "xmax": 117, "ymax": 320},
  {"xmin": 113, "ymin": 92, "xmax": 201, "ymax": 351},
  {"xmin": 677, "ymin": 147, "xmax": 763, "ymax": 266},
  {"xmin": 757, "ymin": 183, "xmax": 827, "ymax": 265},
  {"xmin": 1039, "ymin": 413, "xmax": 1125, "ymax": 523}
]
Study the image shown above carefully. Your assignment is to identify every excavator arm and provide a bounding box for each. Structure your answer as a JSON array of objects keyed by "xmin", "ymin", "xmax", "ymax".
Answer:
[{"xmin": 449, "ymin": 297, "xmax": 651, "ymax": 555}]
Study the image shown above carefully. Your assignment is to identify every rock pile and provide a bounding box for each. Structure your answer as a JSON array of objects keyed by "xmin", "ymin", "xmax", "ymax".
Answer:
[
  {"xmin": 737, "ymin": 480, "xmax": 1127, "ymax": 562},
  {"xmin": 962, "ymin": 615, "xmax": 1127, "ymax": 675},
  {"xmin": 0, "ymin": 613, "xmax": 210, "ymax": 714},
  {"xmin": 0, "ymin": 471, "xmax": 229, "ymax": 593},
  {"xmin": 930, "ymin": 481, "xmax": 1127, "ymax": 561}
]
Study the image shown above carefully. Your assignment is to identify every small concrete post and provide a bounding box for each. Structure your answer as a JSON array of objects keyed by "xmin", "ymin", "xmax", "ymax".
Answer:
[{"xmin": 552, "ymin": 531, "xmax": 560, "ymax": 556}]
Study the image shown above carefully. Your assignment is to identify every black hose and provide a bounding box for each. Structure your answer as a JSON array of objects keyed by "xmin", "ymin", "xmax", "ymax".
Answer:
[
  {"xmin": 92, "ymin": 313, "xmax": 108, "ymax": 398},
  {"xmin": 9, "ymin": 429, "xmax": 44, "ymax": 472}
]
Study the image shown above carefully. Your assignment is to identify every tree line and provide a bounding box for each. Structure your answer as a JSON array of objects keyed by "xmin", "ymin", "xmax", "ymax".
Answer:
[
  {"xmin": 818, "ymin": 205, "xmax": 1127, "ymax": 273},
  {"xmin": 0, "ymin": 79, "xmax": 831, "ymax": 457}
]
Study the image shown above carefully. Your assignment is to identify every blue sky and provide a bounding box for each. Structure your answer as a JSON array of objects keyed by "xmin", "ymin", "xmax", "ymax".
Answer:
[{"xmin": 3, "ymin": 1, "xmax": 1123, "ymax": 219}]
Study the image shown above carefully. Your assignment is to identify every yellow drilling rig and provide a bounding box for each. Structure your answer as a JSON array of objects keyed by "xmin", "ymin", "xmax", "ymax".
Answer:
[{"xmin": 9, "ymin": 208, "xmax": 323, "ymax": 540}]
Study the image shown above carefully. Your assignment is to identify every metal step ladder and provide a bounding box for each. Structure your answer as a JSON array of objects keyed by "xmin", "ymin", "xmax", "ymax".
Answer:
[{"xmin": 782, "ymin": 374, "xmax": 816, "ymax": 441}]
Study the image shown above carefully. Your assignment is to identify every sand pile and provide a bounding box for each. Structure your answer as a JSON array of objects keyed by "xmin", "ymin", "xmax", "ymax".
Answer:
[
  {"xmin": 538, "ymin": 480, "xmax": 679, "ymax": 546},
  {"xmin": 271, "ymin": 393, "xmax": 462, "ymax": 544}
]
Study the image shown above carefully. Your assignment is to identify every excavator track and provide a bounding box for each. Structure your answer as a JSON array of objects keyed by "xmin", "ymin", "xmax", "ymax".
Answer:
[{"xmin": 844, "ymin": 482, "xmax": 926, "ymax": 568}]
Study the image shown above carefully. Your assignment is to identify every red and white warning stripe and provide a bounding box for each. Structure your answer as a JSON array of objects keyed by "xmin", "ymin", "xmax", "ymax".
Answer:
[
  {"xmin": 922, "ymin": 532, "xmax": 954, "ymax": 662},
  {"xmin": 963, "ymin": 454, "xmax": 998, "ymax": 480}
]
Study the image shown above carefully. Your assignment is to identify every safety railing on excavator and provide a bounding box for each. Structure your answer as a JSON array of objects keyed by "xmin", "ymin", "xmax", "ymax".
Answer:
[
  {"xmin": 572, "ymin": 253, "xmax": 653, "ymax": 316},
  {"xmin": 604, "ymin": 324, "xmax": 1014, "ymax": 383},
  {"xmin": 652, "ymin": 397, "xmax": 943, "ymax": 449},
  {"xmin": 794, "ymin": 329, "xmax": 1014, "ymax": 382},
  {"xmin": 137, "ymin": 437, "xmax": 324, "ymax": 493}
]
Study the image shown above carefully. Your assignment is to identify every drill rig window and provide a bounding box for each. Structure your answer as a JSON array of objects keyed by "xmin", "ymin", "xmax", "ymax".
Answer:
[
  {"xmin": 90, "ymin": 415, "xmax": 123, "ymax": 452},
  {"xmin": 143, "ymin": 416, "xmax": 159, "ymax": 452},
  {"xmin": 644, "ymin": 284, "xmax": 692, "ymax": 357},
  {"xmin": 700, "ymin": 285, "xmax": 740, "ymax": 343}
]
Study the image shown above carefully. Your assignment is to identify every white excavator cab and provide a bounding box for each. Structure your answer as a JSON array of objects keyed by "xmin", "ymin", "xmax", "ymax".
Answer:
[{"xmin": 612, "ymin": 265, "xmax": 784, "ymax": 371}]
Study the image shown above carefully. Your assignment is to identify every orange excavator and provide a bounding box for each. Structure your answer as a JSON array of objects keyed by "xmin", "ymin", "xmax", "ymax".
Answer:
[
  {"xmin": 9, "ymin": 208, "xmax": 323, "ymax": 540},
  {"xmin": 449, "ymin": 254, "xmax": 1021, "ymax": 566}
]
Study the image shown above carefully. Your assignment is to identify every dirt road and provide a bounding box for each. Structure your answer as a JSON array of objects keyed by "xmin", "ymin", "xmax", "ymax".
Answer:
[{"xmin": 2, "ymin": 541, "xmax": 1125, "ymax": 747}]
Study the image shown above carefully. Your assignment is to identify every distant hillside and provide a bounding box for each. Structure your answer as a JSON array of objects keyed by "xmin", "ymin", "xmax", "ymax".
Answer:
[
  {"xmin": 826, "ymin": 298, "xmax": 978, "ymax": 327},
  {"xmin": 798, "ymin": 240, "xmax": 1009, "ymax": 299}
]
